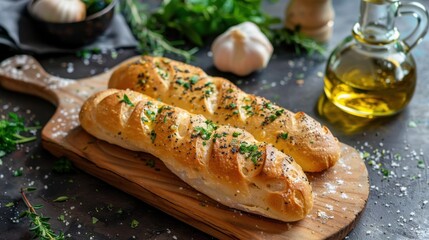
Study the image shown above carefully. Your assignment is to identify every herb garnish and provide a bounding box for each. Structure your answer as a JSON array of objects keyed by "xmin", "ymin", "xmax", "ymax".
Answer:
[
  {"xmin": 0, "ymin": 112, "xmax": 39, "ymax": 157},
  {"xmin": 53, "ymin": 157, "xmax": 74, "ymax": 173},
  {"xmin": 193, "ymin": 120, "xmax": 218, "ymax": 140},
  {"xmin": 190, "ymin": 75, "xmax": 199, "ymax": 85},
  {"xmin": 242, "ymin": 105, "xmax": 254, "ymax": 116},
  {"xmin": 141, "ymin": 116, "xmax": 149, "ymax": 123},
  {"xmin": 13, "ymin": 169, "xmax": 23, "ymax": 177},
  {"xmin": 239, "ymin": 142, "xmax": 263, "ymax": 165},
  {"xmin": 92, "ymin": 217, "xmax": 99, "ymax": 224},
  {"xmin": 121, "ymin": 0, "xmax": 196, "ymax": 62},
  {"xmin": 232, "ymin": 132, "xmax": 241, "ymax": 137},
  {"xmin": 278, "ymin": 132, "xmax": 289, "ymax": 140},
  {"xmin": 119, "ymin": 94, "xmax": 135, "ymax": 107},
  {"xmin": 264, "ymin": 102, "xmax": 273, "ymax": 109},
  {"xmin": 150, "ymin": 130, "xmax": 157, "ymax": 143},
  {"xmin": 145, "ymin": 109, "xmax": 157, "ymax": 121},
  {"xmin": 263, "ymin": 109, "xmax": 284, "ymax": 126},
  {"xmin": 121, "ymin": 0, "xmax": 324, "ymax": 62},
  {"xmin": 20, "ymin": 188, "xmax": 65, "ymax": 240},
  {"xmin": 53, "ymin": 196, "xmax": 69, "ymax": 203},
  {"xmin": 176, "ymin": 78, "xmax": 190, "ymax": 90},
  {"xmin": 130, "ymin": 219, "xmax": 139, "ymax": 229},
  {"xmin": 226, "ymin": 103, "xmax": 237, "ymax": 109}
]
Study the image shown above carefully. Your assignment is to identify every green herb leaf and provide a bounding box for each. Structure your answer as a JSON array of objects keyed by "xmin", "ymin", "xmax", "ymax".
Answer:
[
  {"xmin": 58, "ymin": 214, "xmax": 65, "ymax": 222},
  {"xmin": 193, "ymin": 120, "xmax": 218, "ymax": 140},
  {"xmin": 381, "ymin": 168, "xmax": 389, "ymax": 177},
  {"xmin": 190, "ymin": 75, "xmax": 199, "ymax": 84},
  {"xmin": 278, "ymin": 132, "xmax": 288, "ymax": 140},
  {"xmin": 119, "ymin": 94, "xmax": 135, "ymax": 107},
  {"xmin": 53, "ymin": 157, "xmax": 74, "ymax": 173},
  {"xmin": 0, "ymin": 112, "xmax": 39, "ymax": 157},
  {"xmin": 5, "ymin": 202, "xmax": 14, "ymax": 207},
  {"xmin": 145, "ymin": 109, "xmax": 157, "ymax": 121},
  {"xmin": 239, "ymin": 141, "xmax": 263, "ymax": 165},
  {"xmin": 130, "ymin": 219, "xmax": 139, "ymax": 229},
  {"xmin": 242, "ymin": 105, "xmax": 254, "ymax": 116},
  {"xmin": 13, "ymin": 169, "xmax": 23, "ymax": 177},
  {"xmin": 417, "ymin": 160, "xmax": 425, "ymax": 169},
  {"xmin": 92, "ymin": 217, "xmax": 99, "ymax": 224},
  {"xmin": 232, "ymin": 132, "xmax": 241, "ymax": 137},
  {"xmin": 53, "ymin": 196, "xmax": 69, "ymax": 203}
]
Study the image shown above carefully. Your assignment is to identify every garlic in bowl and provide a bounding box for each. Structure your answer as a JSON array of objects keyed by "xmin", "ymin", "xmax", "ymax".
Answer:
[
  {"xmin": 31, "ymin": 0, "xmax": 87, "ymax": 23},
  {"xmin": 211, "ymin": 22, "xmax": 273, "ymax": 76},
  {"xmin": 27, "ymin": 0, "xmax": 116, "ymax": 47}
]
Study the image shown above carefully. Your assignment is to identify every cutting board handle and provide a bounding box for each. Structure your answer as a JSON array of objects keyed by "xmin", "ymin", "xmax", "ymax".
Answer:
[{"xmin": 0, "ymin": 55, "xmax": 74, "ymax": 105}]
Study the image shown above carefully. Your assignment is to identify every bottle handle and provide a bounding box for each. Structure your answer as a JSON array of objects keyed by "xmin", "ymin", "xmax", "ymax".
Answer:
[{"xmin": 397, "ymin": 2, "xmax": 429, "ymax": 52}]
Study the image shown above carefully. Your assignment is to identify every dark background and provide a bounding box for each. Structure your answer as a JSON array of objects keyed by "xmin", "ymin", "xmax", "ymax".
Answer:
[{"xmin": 1, "ymin": 0, "xmax": 428, "ymax": 239}]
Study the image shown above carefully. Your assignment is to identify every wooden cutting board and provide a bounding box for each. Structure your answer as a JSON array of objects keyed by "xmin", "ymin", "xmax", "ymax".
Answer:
[{"xmin": 0, "ymin": 55, "xmax": 369, "ymax": 240}]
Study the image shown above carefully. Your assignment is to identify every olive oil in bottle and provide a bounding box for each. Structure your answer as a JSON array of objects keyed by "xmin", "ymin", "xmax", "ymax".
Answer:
[{"xmin": 324, "ymin": 0, "xmax": 428, "ymax": 118}]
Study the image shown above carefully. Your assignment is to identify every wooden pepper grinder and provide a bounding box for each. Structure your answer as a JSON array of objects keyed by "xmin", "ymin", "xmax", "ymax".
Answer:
[{"xmin": 285, "ymin": 0, "xmax": 335, "ymax": 42}]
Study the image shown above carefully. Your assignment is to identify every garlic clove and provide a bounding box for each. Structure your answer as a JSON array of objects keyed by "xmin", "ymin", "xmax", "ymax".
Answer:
[
  {"xmin": 211, "ymin": 22, "xmax": 273, "ymax": 76},
  {"xmin": 31, "ymin": 0, "xmax": 87, "ymax": 23}
]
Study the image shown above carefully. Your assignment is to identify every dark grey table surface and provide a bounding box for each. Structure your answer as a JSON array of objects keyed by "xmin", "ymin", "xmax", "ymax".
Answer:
[{"xmin": 1, "ymin": 0, "xmax": 428, "ymax": 239}]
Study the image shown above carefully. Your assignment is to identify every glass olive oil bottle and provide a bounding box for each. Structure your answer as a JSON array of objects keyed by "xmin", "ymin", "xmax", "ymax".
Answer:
[{"xmin": 324, "ymin": 0, "xmax": 428, "ymax": 118}]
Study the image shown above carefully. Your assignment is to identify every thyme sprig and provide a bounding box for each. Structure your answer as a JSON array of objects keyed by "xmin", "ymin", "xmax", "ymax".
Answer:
[
  {"xmin": 121, "ymin": 0, "xmax": 197, "ymax": 62},
  {"xmin": 20, "ymin": 188, "xmax": 65, "ymax": 240}
]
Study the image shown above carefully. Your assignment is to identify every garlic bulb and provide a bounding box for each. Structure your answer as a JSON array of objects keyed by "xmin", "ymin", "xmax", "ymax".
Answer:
[
  {"xmin": 211, "ymin": 22, "xmax": 273, "ymax": 76},
  {"xmin": 31, "ymin": 0, "xmax": 86, "ymax": 23}
]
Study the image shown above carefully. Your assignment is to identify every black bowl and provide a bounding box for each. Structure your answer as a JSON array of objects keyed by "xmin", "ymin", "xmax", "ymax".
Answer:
[{"xmin": 27, "ymin": 0, "xmax": 117, "ymax": 47}]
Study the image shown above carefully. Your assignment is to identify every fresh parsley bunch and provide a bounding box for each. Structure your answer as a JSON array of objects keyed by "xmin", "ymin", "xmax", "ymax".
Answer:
[
  {"xmin": 0, "ymin": 113, "xmax": 39, "ymax": 157},
  {"xmin": 121, "ymin": 0, "xmax": 325, "ymax": 62},
  {"xmin": 148, "ymin": 0, "xmax": 279, "ymax": 46}
]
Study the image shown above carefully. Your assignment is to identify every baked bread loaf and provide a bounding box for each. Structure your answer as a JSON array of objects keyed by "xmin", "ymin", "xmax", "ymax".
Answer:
[
  {"xmin": 109, "ymin": 56, "xmax": 340, "ymax": 172},
  {"xmin": 79, "ymin": 89, "xmax": 313, "ymax": 222}
]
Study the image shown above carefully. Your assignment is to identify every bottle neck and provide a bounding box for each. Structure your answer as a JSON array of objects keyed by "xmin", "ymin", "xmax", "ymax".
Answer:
[{"xmin": 353, "ymin": 0, "xmax": 400, "ymax": 44}]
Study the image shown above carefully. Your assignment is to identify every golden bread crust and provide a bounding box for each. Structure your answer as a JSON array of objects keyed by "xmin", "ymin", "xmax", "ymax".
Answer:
[
  {"xmin": 79, "ymin": 89, "xmax": 313, "ymax": 222},
  {"xmin": 109, "ymin": 56, "xmax": 340, "ymax": 172}
]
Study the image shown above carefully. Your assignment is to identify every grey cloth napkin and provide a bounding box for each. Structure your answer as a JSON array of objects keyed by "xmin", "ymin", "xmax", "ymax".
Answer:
[{"xmin": 0, "ymin": 0, "xmax": 138, "ymax": 53}]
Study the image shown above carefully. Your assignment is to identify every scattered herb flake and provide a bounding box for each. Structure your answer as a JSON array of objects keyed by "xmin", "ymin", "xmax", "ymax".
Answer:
[
  {"xmin": 150, "ymin": 130, "xmax": 157, "ymax": 143},
  {"xmin": 190, "ymin": 75, "xmax": 199, "ymax": 84},
  {"xmin": 53, "ymin": 157, "xmax": 74, "ymax": 173},
  {"xmin": 53, "ymin": 196, "xmax": 69, "ymax": 203},
  {"xmin": 381, "ymin": 168, "xmax": 389, "ymax": 177},
  {"xmin": 119, "ymin": 94, "xmax": 135, "ymax": 107},
  {"xmin": 228, "ymin": 103, "xmax": 237, "ymax": 109},
  {"xmin": 5, "ymin": 202, "xmax": 14, "ymax": 207},
  {"xmin": 58, "ymin": 214, "xmax": 65, "ymax": 222},
  {"xmin": 193, "ymin": 120, "xmax": 218, "ymax": 140},
  {"xmin": 145, "ymin": 109, "xmax": 157, "ymax": 121},
  {"xmin": 141, "ymin": 116, "xmax": 149, "ymax": 123},
  {"xmin": 92, "ymin": 217, "xmax": 99, "ymax": 224},
  {"xmin": 13, "ymin": 169, "xmax": 23, "ymax": 177},
  {"xmin": 242, "ymin": 105, "xmax": 253, "ymax": 116},
  {"xmin": 278, "ymin": 132, "xmax": 288, "ymax": 140},
  {"xmin": 417, "ymin": 160, "xmax": 425, "ymax": 169},
  {"xmin": 239, "ymin": 141, "xmax": 263, "ymax": 165},
  {"xmin": 232, "ymin": 132, "xmax": 241, "ymax": 137},
  {"xmin": 131, "ymin": 219, "xmax": 139, "ymax": 229}
]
